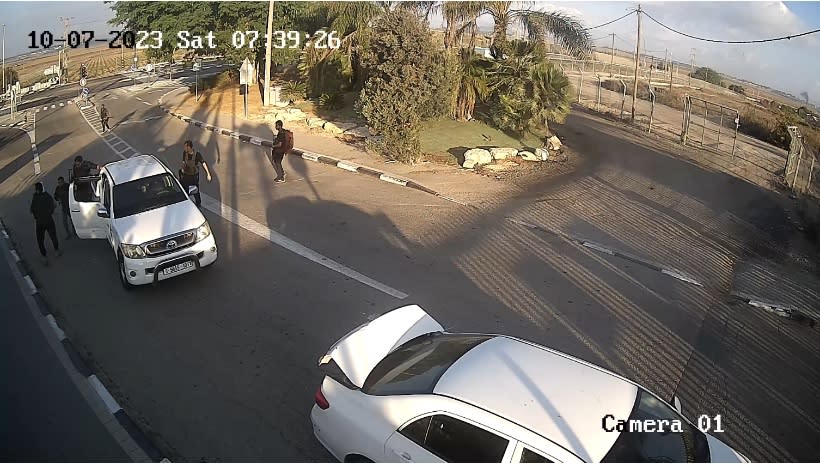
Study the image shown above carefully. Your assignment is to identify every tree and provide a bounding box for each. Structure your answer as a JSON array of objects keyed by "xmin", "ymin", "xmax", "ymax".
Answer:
[
  {"xmin": 689, "ymin": 67, "xmax": 722, "ymax": 86},
  {"xmin": 3, "ymin": 67, "xmax": 19, "ymax": 89},
  {"xmin": 453, "ymin": 50, "xmax": 492, "ymax": 121},
  {"xmin": 488, "ymin": 40, "xmax": 571, "ymax": 138},
  {"xmin": 728, "ymin": 84, "xmax": 745, "ymax": 95},
  {"xmin": 358, "ymin": 10, "xmax": 448, "ymax": 163}
]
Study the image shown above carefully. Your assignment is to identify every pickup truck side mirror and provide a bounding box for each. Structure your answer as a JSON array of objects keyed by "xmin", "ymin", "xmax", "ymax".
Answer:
[
  {"xmin": 97, "ymin": 206, "xmax": 110, "ymax": 218},
  {"xmin": 671, "ymin": 395, "xmax": 683, "ymax": 413}
]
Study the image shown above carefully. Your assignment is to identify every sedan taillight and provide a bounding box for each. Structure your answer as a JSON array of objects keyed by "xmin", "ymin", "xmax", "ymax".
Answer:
[{"xmin": 315, "ymin": 386, "xmax": 330, "ymax": 410}]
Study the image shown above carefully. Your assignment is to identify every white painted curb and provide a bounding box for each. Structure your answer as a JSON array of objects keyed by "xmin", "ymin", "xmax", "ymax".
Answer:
[
  {"xmin": 88, "ymin": 375, "xmax": 122, "ymax": 415},
  {"xmin": 379, "ymin": 174, "xmax": 408, "ymax": 186},
  {"xmin": 337, "ymin": 161, "xmax": 359, "ymax": 172},
  {"xmin": 46, "ymin": 314, "xmax": 67, "ymax": 341}
]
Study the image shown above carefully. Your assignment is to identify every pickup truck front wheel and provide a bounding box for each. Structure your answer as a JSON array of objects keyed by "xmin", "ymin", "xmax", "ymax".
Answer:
[{"xmin": 118, "ymin": 253, "xmax": 135, "ymax": 291}]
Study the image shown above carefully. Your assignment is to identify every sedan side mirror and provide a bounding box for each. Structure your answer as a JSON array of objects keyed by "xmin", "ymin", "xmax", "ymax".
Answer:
[
  {"xmin": 671, "ymin": 395, "xmax": 683, "ymax": 413},
  {"xmin": 97, "ymin": 206, "xmax": 110, "ymax": 218}
]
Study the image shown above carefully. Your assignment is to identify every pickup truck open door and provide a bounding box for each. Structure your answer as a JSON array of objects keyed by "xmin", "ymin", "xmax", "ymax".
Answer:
[{"xmin": 68, "ymin": 175, "xmax": 108, "ymax": 239}]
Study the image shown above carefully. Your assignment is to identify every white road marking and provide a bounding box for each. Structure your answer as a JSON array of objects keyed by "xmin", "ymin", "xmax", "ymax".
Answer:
[
  {"xmin": 45, "ymin": 315, "xmax": 67, "ymax": 341},
  {"xmin": 582, "ymin": 241, "xmax": 614, "ymax": 255},
  {"xmin": 34, "ymin": 162, "xmax": 41, "ymax": 175},
  {"xmin": 379, "ymin": 174, "xmax": 408, "ymax": 186},
  {"xmin": 23, "ymin": 275, "xmax": 37, "ymax": 295},
  {"xmin": 201, "ymin": 195, "xmax": 409, "ymax": 299},
  {"xmin": 142, "ymin": 101, "xmax": 151, "ymax": 106},
  {"xmin": 660, "ymin": 269, "xmax": 703, "ymax": 287},
  {"xmin": 88, "ymin": 375, "xmax": 122, "ymax": 414},
  {"xmin": 337, "ymin": 161, "xmax": 359, "ymax": 172}
]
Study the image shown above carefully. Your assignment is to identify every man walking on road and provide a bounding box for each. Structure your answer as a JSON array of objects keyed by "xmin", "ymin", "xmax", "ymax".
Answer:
[
  {"xmin": 271, "ymin": 120, "xmax": 293, "ymax": 183},
  {"xmin": 179, "ymin": 140, "xmax": 212, "ymax": 207},
  {"xmin": 30, "ymin": 182, "xmax": 61, "ymax": 265},
  {"xmin": 99, "ymin": 104, "xmax": 111, "ymax": 132},
  {"xmin": 53, "ymin": 177, "xmax": 75, "ymax": 239}
]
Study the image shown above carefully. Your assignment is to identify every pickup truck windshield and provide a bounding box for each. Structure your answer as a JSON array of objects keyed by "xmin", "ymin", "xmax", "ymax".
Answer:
[{"xmin": 113, "ymin": 173, "xmax": 187, "ymax": 218}]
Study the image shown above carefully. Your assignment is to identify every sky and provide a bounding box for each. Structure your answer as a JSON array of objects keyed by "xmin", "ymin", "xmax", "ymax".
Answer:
[{"xmin": 2, "ymin": 1, "xmax": 819, "ymax": 105}]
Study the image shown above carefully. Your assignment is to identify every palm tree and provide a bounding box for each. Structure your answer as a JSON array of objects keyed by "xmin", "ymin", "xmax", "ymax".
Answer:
[
  {"xmin": 489, "ymin": 41, "xmax": 571, "ymax": 137},
  {"xmin": 454, "ymin": 50, "xmax": 492, "ymax": 121}
]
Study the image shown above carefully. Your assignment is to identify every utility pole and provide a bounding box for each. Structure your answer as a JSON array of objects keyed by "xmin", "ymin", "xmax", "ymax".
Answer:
[
  {"xmin": 689, "ymin": 48, "xmax": 695, "ymax": 87},
  {"xmin": 2, "ymin": 24, "xmax": 6, "ymax": 94},
  {"xmin": 631, "ymin": 4, "xmax": 642, "ymax": 121},
  {"xmin": 59, "ymin": 16, "xmax": 74, "ymax": 85},
  {"xmin": 664, "ymin": 48, "xmax": 668, "ymax": 71},
  {"xmin": 263, "ymin": 0, "xmax": 274, "ymax": 106},
  {"xmin": 610, "ymin": 33, "xmax": 615, "ymax": 76}
]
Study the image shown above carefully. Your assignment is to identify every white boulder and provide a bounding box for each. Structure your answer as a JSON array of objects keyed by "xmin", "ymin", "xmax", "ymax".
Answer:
[
  {"xmin": 519, "ymin": 150, "xmax": 539, "ymax": 161},
  {"xmin": 490, "ymin": 147, "xmax": 518, "ymax": 160},
  {"xmin": 307, "ymin": 117, "xmax": 327, "ymax": 128},
  {"xmin": 323, "ymin": 121, "xmax": 358, "ymax": 134},
  {"xmin": 547, "ymin": 135, "xmax": 562, "ymax": 151},
  {"xmin": 463, "ymin": 148, "xmax": 492, "ymax": 168}
]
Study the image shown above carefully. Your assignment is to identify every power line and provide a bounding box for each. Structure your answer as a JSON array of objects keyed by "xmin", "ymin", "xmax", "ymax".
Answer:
[
  {"xmin": 642, "ymin": 9, "xmax": 820, "ymax": 44},
  {"xmin": 584, "ymin": 10, "xmax": 636, "ymax": 31}
]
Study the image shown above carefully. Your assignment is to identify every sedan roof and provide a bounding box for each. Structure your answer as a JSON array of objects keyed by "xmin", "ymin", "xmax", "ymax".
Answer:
[
  {"xmin": 104, "ymin": 155, "xmax": 168, "ymax": 185},
  {"xmin": 433, "ymin": 336, "xmax": 638, "ymax": 462}
]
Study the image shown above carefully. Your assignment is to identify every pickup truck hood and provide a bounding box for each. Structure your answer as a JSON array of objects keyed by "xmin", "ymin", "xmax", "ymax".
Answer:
[{"xmin": 114, "ymin": 200, "xmax": 205, "ymax": 245}]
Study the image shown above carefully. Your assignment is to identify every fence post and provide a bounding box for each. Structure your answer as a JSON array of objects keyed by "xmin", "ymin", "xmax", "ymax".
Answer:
[
  {"xmin": 596, "ymin": 75, "xmax": 602, "ymax": 112},
  {"xmin": 717, "ymin": 107, "xmax": 723, "ymax": 148},
  {"xmin": 578, "ymin": 71, "xmax": 583, "ymax": 104},
  {"xmin": 701, "ymin": 103, "xmax": 708, "ymax": 145},
  {"xmin": 648, "ymin": 85, "xmax": 656, "ymax": 134},
  {"xmin": 732, "ymin": 112, "xmax": 739, "ymax": 159},
  {"xmin": 620, "ymin": 79, "xmax": 626, "ymax": 119},
  {"xmin": 807, "ymin": 156, "xmax": 816, "ymax": 192}
]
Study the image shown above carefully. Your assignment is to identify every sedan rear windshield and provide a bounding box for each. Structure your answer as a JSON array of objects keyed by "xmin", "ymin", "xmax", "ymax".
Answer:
[
  {"xmin": 362, "ymin": 333, "xmax": 490, "ymax": 396},
  {"xmin": 602, "ymin": 389, "xmax": 710, "ymax": 463},
  {"xmin": 113, "ymin": 173, "xmax": 187, "ymax": 218}
]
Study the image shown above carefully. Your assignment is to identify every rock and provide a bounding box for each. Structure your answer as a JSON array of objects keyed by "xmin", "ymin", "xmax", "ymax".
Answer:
[
  {"xmin": 536, "ymin": 148, "xmax": 549, "ymax": 161},
  {"xmin": 490, "ymin": 147, "xmax": 518, "ymax": 160},
  {"xmin": 307, "ymin": 117, "xmax": 327, "ymax": 128},
  {"xmin": 519, "ymin": 150, "xmax": 539, "ymax": 161},
  {"xmin": 463, "ymin": 148, "xmax": 492, "ymax": 167},
  {"xmin": 323, "ymin": 121, "xmax": 358, "ymax": 134},
  {"xmin": 344, "ymin": 126, "xmax": 374, "ymax": 138},
  {"xmin": 462, "ymin": 160, "xmax": 478, "ymax": 169},
  {"xmin": 548, "ymin": 135, "xmax": 562, "ymax": 151}
]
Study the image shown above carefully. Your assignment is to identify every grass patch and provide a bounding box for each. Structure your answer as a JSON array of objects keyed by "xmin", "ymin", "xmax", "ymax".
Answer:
[{"xmin": 420, "ymin": 118, "xmax": 542, "ymax": 163}]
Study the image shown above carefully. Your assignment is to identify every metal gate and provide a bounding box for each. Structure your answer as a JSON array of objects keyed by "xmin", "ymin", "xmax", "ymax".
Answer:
[
  {"xmin": 681, "ymin": 95, "xmax": 739, "ymax": 158},
  {"xmin": 786, "ymin": 125, "xmax": 817, "ymax": 193}
]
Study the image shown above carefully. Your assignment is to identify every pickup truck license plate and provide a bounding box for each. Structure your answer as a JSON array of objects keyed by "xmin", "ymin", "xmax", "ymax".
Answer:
[{"xmin": 161, "ymin": 260, "xmax": 194, "ymax": 278}]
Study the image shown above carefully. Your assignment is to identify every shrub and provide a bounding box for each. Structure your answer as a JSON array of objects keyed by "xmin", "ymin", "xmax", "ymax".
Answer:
[
  {"xmin": 282, "ymin": 81, "xmax": 307, "ymax": 103},
  {"xmin": 319, "ymin": 92, "xmax": 344, "ymax": 110},
  {"xmin": 359, "ymin": 10, "xmax": 447, "ymax": 163},
  {"xmin": 690, "ymin": 67, "xmax": 722, "ymax": 86},
  {"xmin": 728, "ymin": 84, "xmax": 745, "ymax": 95}
]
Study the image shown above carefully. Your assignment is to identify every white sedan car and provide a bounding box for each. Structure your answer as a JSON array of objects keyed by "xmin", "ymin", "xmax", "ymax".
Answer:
[{"xmin": 311, "ymin": 305, "xmax": 748, "ymax": 463}]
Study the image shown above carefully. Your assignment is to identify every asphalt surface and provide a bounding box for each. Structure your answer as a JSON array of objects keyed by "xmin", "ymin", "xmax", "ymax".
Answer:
[
  {"xmin": 0, "ymin": 69, "xmax": 818, "ymax": 462},
  {"xmin": 0, "ymin": 238, "xmax": 130, "ymax": 461}
]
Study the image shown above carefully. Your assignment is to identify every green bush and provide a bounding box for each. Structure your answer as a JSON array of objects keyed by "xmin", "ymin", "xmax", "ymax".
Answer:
[
  {"xmin": 728, "ymin": 84, "xmax": 745, "ymax": 95},
  {"xmin": 319, "ymin": 92, "xmax": 344, "ymax": 110},
  {"xmin": 282, "ymin": 81, "xmax": 307, "ymax": 102}
]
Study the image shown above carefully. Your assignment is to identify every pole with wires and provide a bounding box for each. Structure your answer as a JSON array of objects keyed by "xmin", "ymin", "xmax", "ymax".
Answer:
[{"xmin": 631, "ymin": 5, "xmax": 642, "ymax": 121}]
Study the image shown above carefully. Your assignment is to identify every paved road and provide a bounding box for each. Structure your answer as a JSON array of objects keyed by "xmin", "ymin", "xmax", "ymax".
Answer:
[
  {"xmin": 0, "ymin": 239, "xmax": 130, "ymax": 461},
  {"xmin": 0, "ymin": 74, "xmax": 818, "ymax": 462}
]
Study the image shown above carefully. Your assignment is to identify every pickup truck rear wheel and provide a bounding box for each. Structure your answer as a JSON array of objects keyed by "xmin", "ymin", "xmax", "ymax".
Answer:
[{"xmin": 118, "ymin": 254, "xmax": 135, "ymax": 290}]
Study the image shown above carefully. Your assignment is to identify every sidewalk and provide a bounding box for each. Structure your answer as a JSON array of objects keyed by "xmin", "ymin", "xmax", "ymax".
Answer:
[{"xmin": 160, "ymin": 88, "xmax": 525, "ymax": 207}]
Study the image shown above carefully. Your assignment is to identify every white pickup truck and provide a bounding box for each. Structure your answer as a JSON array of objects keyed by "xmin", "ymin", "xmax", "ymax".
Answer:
[{"xmin": 69, "ymin": 154, "xmax": 217, "ymax": 288}]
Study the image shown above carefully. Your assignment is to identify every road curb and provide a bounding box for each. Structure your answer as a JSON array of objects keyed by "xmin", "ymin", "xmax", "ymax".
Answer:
[
  {"xmin": 0, "ymin": 217, "xmax": 166, "ymax": 462},
  {"xmin": 154, "ymin": 97, "xmax": 461, "ymax": 204}
]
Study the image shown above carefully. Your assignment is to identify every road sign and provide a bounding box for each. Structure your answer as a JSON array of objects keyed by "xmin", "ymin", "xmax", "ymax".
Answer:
[
  {"xmin": 239, "ymin": 58, "xmax": 254, "ymax": 85},
  {"xmin": 81, "ymin": 87, "xmax": 89, "ymax": 97},
  {"xmin": 80, "ymin": 77, "xmax": 87, "ymax": 87}
]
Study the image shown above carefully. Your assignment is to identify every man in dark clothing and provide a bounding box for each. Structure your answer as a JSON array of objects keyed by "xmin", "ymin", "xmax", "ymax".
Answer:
[
  {"xmin": 30, "ymin": 182, "xmax": 61, "ymax": 265},
  {"xmin": 72, "ymin": 156, "xmax": 101, "ymax": 202},
  {"xmin": 100, "ymin": 104, "xmax": 111, "ymax": 132},
  {"xmin": 53, "ymin": 176, "xmax": 75, "ymax": 239},
  {"xmin": 270, "ymin": 120, "xmax": 293, "ymax": 183},
  {"xmin": 179, "ymin": 140, "xmax": 212, "ymax": 207},
  {"xmin": 72, "ymin": 155, "xmax": 101, "ymax": 180}
]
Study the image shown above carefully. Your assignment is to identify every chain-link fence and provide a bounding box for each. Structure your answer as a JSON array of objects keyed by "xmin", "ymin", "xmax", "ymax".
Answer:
[{"xmin": 681, "ymin": 95, "xmax": 739, "ymax": 157}]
